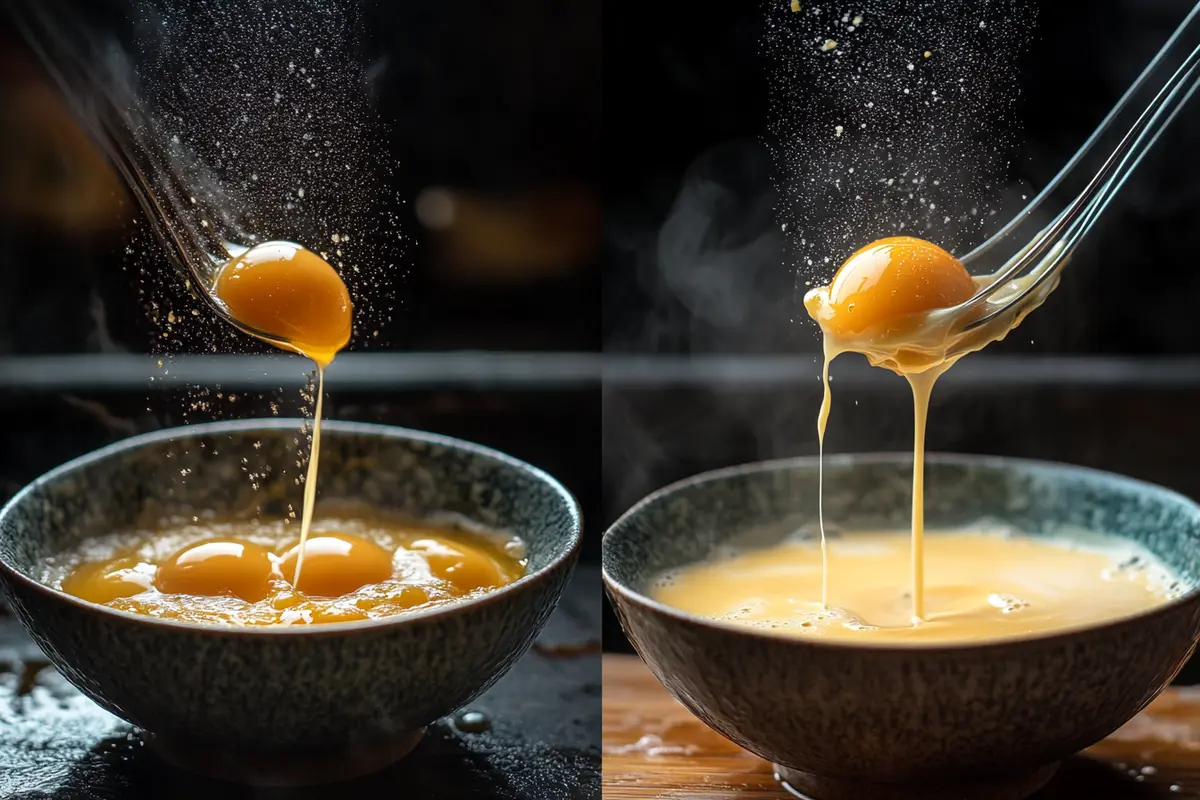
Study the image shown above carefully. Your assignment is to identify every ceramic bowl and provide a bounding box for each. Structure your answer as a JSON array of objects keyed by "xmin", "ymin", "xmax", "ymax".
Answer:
[
  {"xmin": 603, "ymin": 453, "xmax": 1200, "ymax": 800},
  {"xmin": 0, "ymin": 419, "xmax": 581, "ymax": 786}
]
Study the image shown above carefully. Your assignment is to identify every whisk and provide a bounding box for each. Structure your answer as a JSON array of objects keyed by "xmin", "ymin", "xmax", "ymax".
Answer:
[
  {"xmin": 6, "ymin": 0, "xmax": 277, "ymax": 344},
  {"xmin": 941, "ymin": 1, "xmax": 1200, "ymax": 338}
]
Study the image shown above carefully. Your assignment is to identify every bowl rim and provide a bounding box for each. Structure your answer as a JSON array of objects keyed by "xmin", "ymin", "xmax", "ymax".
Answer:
[
  {"xmin": 602, "ymin": 451, "xmax": 1200, "ymax": 654},
  {"xmin": 0, "ymin": 418, "xmax": 582, "ymax": 637}
]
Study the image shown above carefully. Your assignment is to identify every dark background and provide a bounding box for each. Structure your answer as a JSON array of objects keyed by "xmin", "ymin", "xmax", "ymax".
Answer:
[
  {"xmin": 0, "ymin": 0, "xmax": 604, "ymax": 563},
  {"xmin": 0, "ymin": 2, "xmax": 603, "ymax": 796},
  {"xmin": 5, "ymin": 0, "xmax": 1200, "ymax": 684},
  {"xmin": 600, "ymin": 0, "xmax": 1200, "ymax": 666}
]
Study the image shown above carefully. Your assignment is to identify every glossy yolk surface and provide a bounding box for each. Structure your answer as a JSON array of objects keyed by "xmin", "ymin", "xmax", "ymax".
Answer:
[
  {"xmin": 52, "ymin": 517, "xmax": 527, "ymax": 626},
  {"xmin": 214, "ymin": 241, "xmax": 352, "ymax": 367},
  {"xmin": 278, "ymin": 533, "xmax": 393, "ymax": 597},
  {"xmin": 410, "ymin": 538, "xmax": 509, "ymax": 593},
  {"xmin": 61, "ymin": 557, "xmax": 155, "ymax": 605},
  {"xmin": 819, "ymin": 236, "xmax": 975, "ymax": 338},
  {"xmin": 155, "ymin": 539, "xmax": 275, "ymax": 603}
]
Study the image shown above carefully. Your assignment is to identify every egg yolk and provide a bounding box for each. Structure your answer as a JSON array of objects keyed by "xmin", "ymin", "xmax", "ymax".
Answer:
[
  {"xmin": 411, "ymin": 538, "xmax": 508, "ymax": 593},
  {"xmin": 62, "ymin": 557, "xmax": 154, "ymax": 605},
  {"xmin": 279, "ymin": 533, "xmax": 394, "ymax": 597},
  {"xmin": 155, "ymin": 539, "xmax": 274, "ymax": 603},
  {"xmin": 818, "ymin": 236, "xmax": 976, "ymax": 337},
  {"xmin": 214, "ymin": 241, "xmax": 352, "ymax": 367}
]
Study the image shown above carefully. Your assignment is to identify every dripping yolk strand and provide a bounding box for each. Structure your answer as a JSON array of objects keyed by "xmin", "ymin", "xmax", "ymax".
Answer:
[
  {"xmin": 811, "ymin": 236, "xmax": 976, "ymax": 338},
  {"xmin": 278, "ymin": 533, "xmax": 394, "ymax": 597},
  {"xmin": 155, "ymin": 539, "xmax": 275, "ymax": 603},
  {"xmin": 214, "ymin": 241, "xmax": 352, "ymax": 367}
]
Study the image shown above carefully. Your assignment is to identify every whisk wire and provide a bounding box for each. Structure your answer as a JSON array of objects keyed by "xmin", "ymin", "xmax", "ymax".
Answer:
[{"xmin": 959, "ymin": 15, "xmax": 1200, "ymax": 333}]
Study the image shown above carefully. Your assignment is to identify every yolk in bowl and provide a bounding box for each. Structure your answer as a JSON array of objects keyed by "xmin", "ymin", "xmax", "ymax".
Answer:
[
  {"xmin": 61, "ymin": 557, "xmax": 155, "ymax": 605},
  {"xmin": 155, "ymin": 539, "xmax": 275, "ymax": 603},
  {"xmin": 278, "ymin": 533, "xmax": 394, "ymax": 597},
  {"xmin": 50, "ymin": 516, "xmax": 526, "ymax": 626}
]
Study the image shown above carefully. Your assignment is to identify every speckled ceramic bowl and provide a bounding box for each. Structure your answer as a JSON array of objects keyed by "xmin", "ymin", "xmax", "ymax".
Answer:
[
  {"xmin": 0, "ymin": 419, "xmax": 581, "ymax": 786},
  {"xmin": 603, "ymin": 453, "xmax": 1200, "ymax": 800}
]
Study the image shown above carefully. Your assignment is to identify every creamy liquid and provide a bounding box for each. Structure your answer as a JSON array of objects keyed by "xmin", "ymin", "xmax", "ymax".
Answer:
[
  {"xmin": 806, "ymin": 237, "xmax": 1060, "ymax": 622},
  {"xmin": 652, "ymin": 531, "xmax": 1177, "ymax": 644}
]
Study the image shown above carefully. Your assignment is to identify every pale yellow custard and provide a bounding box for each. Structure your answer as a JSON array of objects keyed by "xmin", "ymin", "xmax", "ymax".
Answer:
[{"xmin": 652, "ymin": 531, "xmax": 1178, "ymax": 645}]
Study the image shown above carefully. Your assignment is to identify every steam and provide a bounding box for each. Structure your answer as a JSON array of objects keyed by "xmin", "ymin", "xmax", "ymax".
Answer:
[
  {"xmin": 604, "ymin": 2, "xmax": 1041, "ymax": 517},
  {"xmin": 657, "ymin": 142, "xmax": 784, "ymax": 334},
  {"xmin": 607, "ymin": 139, "xmax": 790, "ymax": 355}
]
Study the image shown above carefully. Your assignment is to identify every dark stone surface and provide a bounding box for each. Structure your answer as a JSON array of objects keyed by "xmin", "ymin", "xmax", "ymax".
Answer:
[{"xmin": 0, "ymin": 566, "xmax": 600, "ymax": 800}]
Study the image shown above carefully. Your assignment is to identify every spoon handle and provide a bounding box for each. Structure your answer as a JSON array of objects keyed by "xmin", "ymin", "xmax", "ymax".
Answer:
[{"xmin": 5, "ymin": 0, "xmax": 245, "ymax": 318}]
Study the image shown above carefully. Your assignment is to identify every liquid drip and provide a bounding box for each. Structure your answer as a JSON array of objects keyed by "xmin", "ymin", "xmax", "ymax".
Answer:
[
  {"xmin": 294, "ymin": 368, "xmax": 325, "ymax": 587},
  {"xmin": 804, "ymin": 236, "xmax": 1057, "ymax": 630},
  {"xmin": 211, "ymin": 240, "xmax": 350, "ymax": 589},
  {"xmin": 816, "ymin": 339, "xmax": 832, "ymax": 609},
  {"xmin": 906, "ymin": 368, "xmax": 941, "ymax": 622}
]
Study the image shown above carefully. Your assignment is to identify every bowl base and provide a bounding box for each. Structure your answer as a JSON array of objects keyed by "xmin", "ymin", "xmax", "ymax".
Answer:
[
  {"xmin": 146, "ymin": 727, "xmax": 427, "ymax": 787},
  {"xmin": 775, "ymin": 761, "xmax": 1060, "ymax": 800}
]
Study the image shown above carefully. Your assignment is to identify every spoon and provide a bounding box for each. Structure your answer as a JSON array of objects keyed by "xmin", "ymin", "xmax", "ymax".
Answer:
[{"xmin": 6, "ymin": 0, "xmax": 301, "ymax": 350}]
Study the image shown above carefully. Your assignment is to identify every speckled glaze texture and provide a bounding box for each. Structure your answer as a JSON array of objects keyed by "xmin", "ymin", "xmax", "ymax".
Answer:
[
  {"xmin": 0, "ymin": 420, "xmax": 581, "ymax": 765},
  {"xmin": 603, "ymin": 453, "xmax": 1200, "ymax": 797}
]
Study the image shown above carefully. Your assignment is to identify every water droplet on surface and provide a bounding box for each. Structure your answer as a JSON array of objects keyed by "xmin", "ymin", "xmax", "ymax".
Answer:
[{"xmin": 455, "ymin": 710, "xmax": 491, "ymax": 733}]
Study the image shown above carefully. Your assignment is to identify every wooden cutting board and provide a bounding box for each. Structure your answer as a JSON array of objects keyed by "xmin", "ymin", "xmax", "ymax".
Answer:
[{"xmin": 603, "ymin": 654, "xmax": 1200, "ymax": 799}]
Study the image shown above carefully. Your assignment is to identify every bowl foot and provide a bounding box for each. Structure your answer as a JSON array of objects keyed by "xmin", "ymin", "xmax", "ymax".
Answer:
[
  {"xmin": 775, "ymin": 761, "xmax": 1060, "ymax": 800},
  {"xmin": 146, "ymin": 727, "xmax": 426, "ymax": 786}
]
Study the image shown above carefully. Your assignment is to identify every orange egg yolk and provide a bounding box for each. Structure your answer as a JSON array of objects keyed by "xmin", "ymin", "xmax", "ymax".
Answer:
[
  {"xmin": 820, "ymin": 236, "xmax": 976, "ymax": 337},
  {"xmin": 62, "ymin": 557, "xmax": 155, "ymax": 605},
  {"xmin": 279, "ymin": 533, "xmax": 394, "ymax": 597},
  {"xmin": 214, "ymin": 241, "xmax": 352, "ymax": 367},
  {"xmin": 155, "ymin": 539, "xmax": 275, "ymax": 603},
  {"xmin": 411, "ymin": 538, "xmax": 508, "ymax": 593}
]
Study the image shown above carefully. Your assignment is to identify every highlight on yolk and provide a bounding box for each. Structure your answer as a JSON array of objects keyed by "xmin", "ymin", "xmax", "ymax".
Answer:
[
  {"xmin": 214, "ymin": 240, "xmax": 352, "ymax": 366},
  {"xmin": 279, "ymin": 533, "xmax": 394, "ymax": 597},
  {"xmin": 818, "ymin": 236, "xmax": 976, "ymax": 337},
  {"xmin": 62, "ymin": 557, "xmax": 154, "ymax": 605},
  {"xmin": 411, "ymin": 538, "xmax": 508, "ymax": 593},
  {"xmin": 155, "ymin": 539, "xmax": 274, "ymax": 603},
  {"xmin": 51, "ymin": 518, "xmax": 527, "ymax": 626}
]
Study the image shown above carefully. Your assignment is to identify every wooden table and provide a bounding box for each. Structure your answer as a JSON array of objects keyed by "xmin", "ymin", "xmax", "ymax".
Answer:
[{"xmin": 603, "ymin": 654, "xmax": 1200, "ymax": 799}]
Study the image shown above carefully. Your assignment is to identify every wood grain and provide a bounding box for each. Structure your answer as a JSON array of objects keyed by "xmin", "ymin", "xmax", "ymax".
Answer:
[{"xmin": 603, "ymin": 654, "xmax": 1200, "ymax": 799}]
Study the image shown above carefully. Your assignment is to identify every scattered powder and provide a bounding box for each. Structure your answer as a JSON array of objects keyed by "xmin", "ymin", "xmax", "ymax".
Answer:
[
  {"xmin": 108, "ymin": 0, "xmax": 407, "ymax": 481},
  {"xmin": 763, "ymin": 1, "xmax": 1038, "ymax": 300}
]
